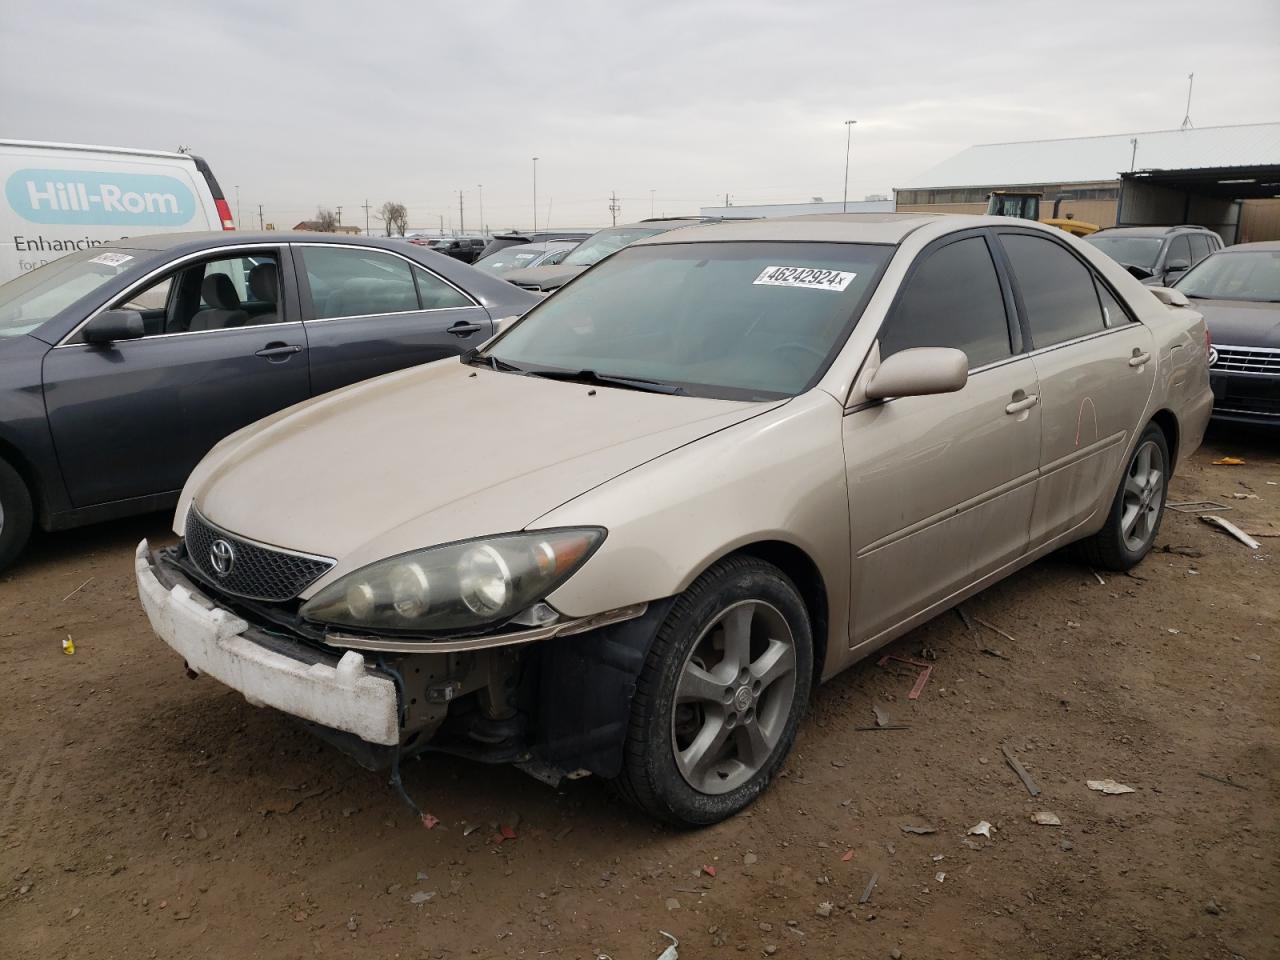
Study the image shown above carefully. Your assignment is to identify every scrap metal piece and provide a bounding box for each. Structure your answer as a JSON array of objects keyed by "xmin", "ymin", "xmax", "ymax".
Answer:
[
  {"xmin": 877, "ymin": 654, "xmax": 933, "ymax": 700},
  {"xmin": 1001, "ymin": 745, "xmax": 1041, "ymax": 797},
  {"xmin": 1201, "ymin": 515, "xmax": 1261, "ymax": 550},
  {"xmin": 858, "ymin": 872, "xmax": 878, "ymax": 904},
  {"xmin": 1167, "ymin": 499, "xmax": 1231, "ymax": 514}
]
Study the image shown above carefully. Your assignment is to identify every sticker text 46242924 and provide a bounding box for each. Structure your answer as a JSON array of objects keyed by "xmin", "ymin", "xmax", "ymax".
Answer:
[{"xmin": 752, "ymin": 265, "xmax": 856, "ymax": 292}]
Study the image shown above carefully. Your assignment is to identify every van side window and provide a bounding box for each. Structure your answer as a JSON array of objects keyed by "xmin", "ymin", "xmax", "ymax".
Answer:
[{"xmin": 879, "ymin": 236, "xmax": 1012, "ymax": 369}]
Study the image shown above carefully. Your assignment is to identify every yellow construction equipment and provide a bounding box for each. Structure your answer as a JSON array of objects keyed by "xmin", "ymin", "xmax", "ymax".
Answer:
[{"xmin": 984, "ymin": 191, "xmax": 1100, "ymax": 237}]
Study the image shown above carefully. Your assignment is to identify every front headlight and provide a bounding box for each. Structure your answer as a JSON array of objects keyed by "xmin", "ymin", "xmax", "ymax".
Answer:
[{"xmin": 299, "ymin": 528, "xmax": 604, "ymax": 634}]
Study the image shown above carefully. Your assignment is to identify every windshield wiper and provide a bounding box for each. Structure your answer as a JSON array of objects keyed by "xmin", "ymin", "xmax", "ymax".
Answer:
[
  {"xmin": 524, "ymin": 368, "xmax": 685, "ymax": 395},
  {"xmin": 464, "ymin": 351, "xmax": 526, "ymax": 373}
]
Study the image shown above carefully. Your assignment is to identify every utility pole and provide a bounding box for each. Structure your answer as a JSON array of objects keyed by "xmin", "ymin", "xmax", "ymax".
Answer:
[
  {"xmin": 609, "ymin": 191, "xmax": 620, "ymax": 226},
  {"xmin": 257, "ymin": 203, "xmax": 264, "ymax": 230},
  {"xmin": 842, "ymin": 120, "xmax": 857, "ymax": 213},
  {"xmin": 362, "ymin": 199, "xmax": 371, "ymax": 235},
  {"xmin": 235, "ymin": 185, "xmax": 241, "ymax": 227},
  {"xmin": 458, "ymin": 191, "xmax": 464, "ymax": 235},
  {"xmin": 650, "ymin": 189, "xmax": 655, "ymax": 218},
  {"xmin": 478, "ymin": 184, "xmax": 484, "ymax": 237},
  {"xmin": 1129, "ymin": 137, "xmax": 1139, "ymax": 172},
  {"xmin": 335, "ymin": 204, "xmax": 342, "ymax": 226},
  {"xmin": 532, "ymin": 157, "xmax": 539, "ymax": 233},
  {"xmin": 1180, "ymin": 73, "xmax": 1195, "ymax": 130},
  {"xmin": 724, "ymin": 193, "xmax": 730, "ymax": 208},
  {"xmin": 438, "ymin": 213, "xmax": 444, "ymax": 234}
]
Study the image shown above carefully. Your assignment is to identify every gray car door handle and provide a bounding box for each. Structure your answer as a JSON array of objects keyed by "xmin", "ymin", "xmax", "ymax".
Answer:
[
  {"xmin": 1005, "ymin": 394, "xmax": 1040, "ymax": 415},
  {"xmin": 1128, "ymin": 352, "xmax": 1151, "ymax": 367},
  {"xmin": 447, "ymin": 321, "xmax": 483, "ymax": 337},
  {"xmin": 254, "ymin": 343, "xmax": 303, "ymax": 359}
]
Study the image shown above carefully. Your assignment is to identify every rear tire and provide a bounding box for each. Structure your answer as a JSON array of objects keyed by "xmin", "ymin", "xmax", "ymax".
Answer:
[
  {"xmin": 1078, "ymin": 423, "xmax": 1169, "ymax": 571},
  {"xmin": 0, "ymin": 457, "xmax": 34, "ymax": 572},
  {"xmin": 613, "ymin": 556, "xmax": 813, "ymax": 826}
]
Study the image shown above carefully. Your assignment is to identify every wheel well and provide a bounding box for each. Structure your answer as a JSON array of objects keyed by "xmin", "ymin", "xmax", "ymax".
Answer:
[
  {"xmin": 1149, "ymin": 409, "xmax": 1180, "ymax": 467},
  {"xmin": 0, "ymin": 438, "xmax": 46, "ymax": 527},
  {"xmin": 731, "ymin": 540, "xmax": 829, "ymax": 686}
]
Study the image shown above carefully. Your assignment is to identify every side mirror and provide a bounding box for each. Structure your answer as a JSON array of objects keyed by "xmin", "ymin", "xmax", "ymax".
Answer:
[
  {"xmin": 1164, "ymin": 258, "xmax": 1190, "ymax": 279},
  {"xmin": 865, "ymin": 347, "xmax": 969, "ymax": 401},
  {"xmin": 82, "ymin": 309, "xmax": 145, "ymax": 344}
]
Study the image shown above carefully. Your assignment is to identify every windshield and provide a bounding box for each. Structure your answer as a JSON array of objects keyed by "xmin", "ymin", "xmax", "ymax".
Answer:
[
  {"xmin": 1085, "ymin": 236, "xmax": 1164, "ymax": 270},
  {"xmin": 487, "ymin": 241, "xmax": 892, "ymax": 400},
  {"xmin": 1175, "ymin": 250, "xmax": 1280, "ymax": 302},
  {"xmin": 562, "ymin": 227, "xmax": 668, "ymax": 267},
  {"xmin": 0, "ymin": 248, "xmax": 140, "ymax": 338},
  {"xmin": 476, "ymin": 245, "xmax": 546, "ymax": 274}
]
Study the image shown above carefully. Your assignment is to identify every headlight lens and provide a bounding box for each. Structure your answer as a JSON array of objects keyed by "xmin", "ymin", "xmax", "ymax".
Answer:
[{"xmin": 299, "ymin": 528, "xmax": 604, "ymax": 633}]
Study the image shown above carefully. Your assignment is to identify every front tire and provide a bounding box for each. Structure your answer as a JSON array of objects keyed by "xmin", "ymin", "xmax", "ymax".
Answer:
[
  {"xmin": 614, "ymin": 556, "xmax": 813, "ymax": 826},
  {"xmin": 0, "ymin": 457, "xmax": 34, "ymax": 572},
  {"xmin": 1079, "ymin": 423, "xmax": 1169, "ymax": 571}
]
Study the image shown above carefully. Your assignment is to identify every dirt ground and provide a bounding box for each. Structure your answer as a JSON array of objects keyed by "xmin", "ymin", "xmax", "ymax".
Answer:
[{"xmin": 2, "ymin": 424, "xmax": 1277, "ymax": 960}]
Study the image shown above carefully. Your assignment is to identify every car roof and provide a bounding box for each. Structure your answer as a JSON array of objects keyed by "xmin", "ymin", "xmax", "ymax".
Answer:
[
  {"xmin": 1217, "ymin": 240, "xmax": 1280, "ymax": 252},
  {"xmin": 1089, "ymin": 225, "xmax": 1215, "ymax": 237},
  {"xmin": 636, "ymin": 212, "xmax": 946, "ymax": 247},
  {"xmin": 100, "ymin": 231, "xmax": 426, "ymax": 254}
]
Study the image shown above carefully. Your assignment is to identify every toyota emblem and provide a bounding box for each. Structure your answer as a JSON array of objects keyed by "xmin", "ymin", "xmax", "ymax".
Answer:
[{"xmin": 209, "ymin": 539, "xmax": 236, "ymax": 577}]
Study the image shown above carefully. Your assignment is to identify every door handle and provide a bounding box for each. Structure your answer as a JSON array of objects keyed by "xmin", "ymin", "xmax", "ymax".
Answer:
[
  {"xmin": 447, "ymin": 321, "xmax": 483, "ymax": 337},
  {"xmin": 254, "ymin": 343, "xmax": 303, "ymax": 359},
  {"xmin": 1005, "ymin": 393, "xmax": 1040, "ymax": 415},
  {"xmin": 1129, "ymin": 352, "xmax": 1151, "ymax": 367}
]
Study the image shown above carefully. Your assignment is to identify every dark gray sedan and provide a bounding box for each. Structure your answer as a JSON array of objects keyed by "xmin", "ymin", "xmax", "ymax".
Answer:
[
  {"xmin": 0, "ymin": 232, "xmax": 538, "ymax": 568},
  {"xmin": 1174, "ymin": 240, "xmax": 1280, "ymax": 426}
]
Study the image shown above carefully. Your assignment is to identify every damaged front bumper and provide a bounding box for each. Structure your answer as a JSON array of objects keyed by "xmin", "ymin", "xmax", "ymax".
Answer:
[{"xmin": 136, "ymin": 539, "xmax": 674, "ymax": 782}]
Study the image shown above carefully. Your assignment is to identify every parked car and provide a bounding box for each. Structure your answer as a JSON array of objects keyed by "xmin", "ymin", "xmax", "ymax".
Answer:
[
  {"xmin": 478, "ymin": 230, "xmax": 592, "ymax": 260},
  {"xmin": 473, "ymin": 240, "xmax": 578, "ymax": 276},
  {"xmin": 137, "ymin": 214, "xmax": 1211, "ymax": 825},
  {"xmin": 425, "ymin": 237, "xmax": 487, "ymax": 263},
  {"xmin": 0, "ymin": 139, "xmax": 234, "ymax": 285},
  {"xmin": 1085, "ymin": 225, "xmax": 1222, "ymax": 286},
  {"xmin": 1173, "ymin": 240, "xmax": 1280, "ymax": 426},
  {"xmin": 505, "ymin": 219, "xmax": 715, "ymax": 293},
  {"xmin": 0, "ymin": 232, "xmax": 537, "ymax": 569}
]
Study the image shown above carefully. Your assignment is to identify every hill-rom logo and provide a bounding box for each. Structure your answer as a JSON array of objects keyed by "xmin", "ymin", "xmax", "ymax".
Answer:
[{"xmin": 5, "ymin": 168, "xmax": 197, "ymax": 227}]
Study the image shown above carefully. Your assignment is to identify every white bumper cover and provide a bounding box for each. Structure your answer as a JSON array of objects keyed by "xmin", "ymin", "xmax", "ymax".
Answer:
[{"xmin": 135, "ymin": 540, "xmax": 400, "ymax": 746}]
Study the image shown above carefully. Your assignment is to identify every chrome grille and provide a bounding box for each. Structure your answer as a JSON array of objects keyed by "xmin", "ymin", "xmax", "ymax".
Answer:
[
  {"xmin": 1211, "ymin": 345, "xmax": 1280, "ymax": 376},
  {"xmin": 185, "ymin": 509, "xmax": 335, "ymax": 602}
]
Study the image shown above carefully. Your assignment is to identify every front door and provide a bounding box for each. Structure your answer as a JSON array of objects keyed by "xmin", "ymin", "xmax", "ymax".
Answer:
[
  {"xmin": 845, "ymin": 231, "xmax": 1042, "ymax": 646},
  {"xmin": 994, "ymin": 229, "xmax": 1156, "ymax": 545},
  {"xmin": 43, "ymin": 247, "xmax": 309, "ymax": 507},
  {"xmin": 295, "ymin": 244, "xmax": 492, "ymax": 396}
]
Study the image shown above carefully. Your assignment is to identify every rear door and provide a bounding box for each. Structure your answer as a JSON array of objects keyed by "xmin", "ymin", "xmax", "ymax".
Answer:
[
  {"xmin": 295, "ymin": 243, "xmax": 492, "ymax": 395},
  {"xmin": 994, "ymin": 229, "xmax": 1156, "ymax": 545},
  {"xmin": 42, "ymin": 245, "xmax": 309, "ymax": 507}
]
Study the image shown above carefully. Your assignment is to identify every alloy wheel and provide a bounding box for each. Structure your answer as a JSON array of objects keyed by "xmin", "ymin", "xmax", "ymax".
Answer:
[
  {"xmin": 1120, "ymin": 439, "xmax": 1164, "ymax": 553},
  {"xmin": 671, "ymin": 599, "xmax": 798, "ymax": 795}
]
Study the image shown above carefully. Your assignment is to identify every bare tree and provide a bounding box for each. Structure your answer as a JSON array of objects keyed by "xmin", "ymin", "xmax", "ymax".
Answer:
[
  {"xmin": 379, "ymin": 201, "xmax": 408, "ymax": 236},
  {"xmin": 314, "ymin": 208, "xmax": 339, "ymax": 232}
]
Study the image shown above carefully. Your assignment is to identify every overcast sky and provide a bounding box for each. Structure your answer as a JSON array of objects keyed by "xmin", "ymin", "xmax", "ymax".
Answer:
[{"xmin": 4, "ymin": 0, "xmax": 1278, "ymax": 232}]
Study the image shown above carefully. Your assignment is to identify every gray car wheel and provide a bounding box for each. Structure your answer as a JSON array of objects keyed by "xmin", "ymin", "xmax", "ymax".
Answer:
[
  {"xmin": 1078, "ymin": 422, "xmax": 1169, "ymax": 572},
  {"xmin": 0, "ymin": 457, "xmax": 34, "ymax": 572},
  {"xmin": 615, "ymin": 555, "xmax": 813, "ymax": 826}
]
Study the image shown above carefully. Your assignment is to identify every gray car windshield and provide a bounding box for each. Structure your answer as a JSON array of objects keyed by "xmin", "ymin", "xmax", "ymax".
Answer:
[
  {"xmin": 488, "ymin": 241, "xmax": 892, "ymax": 400},
  {"xmin": 1085, "ymin": 236, "xmax": 1163, "ymax": 270},
  {"xmin": 0, "ymin": 248, "xmax": 140, "ymax": 338},
  {"xmin": 1175, "ymin": 250, "xmax": 1280, "ymax": 302},
  {"xmin": 562, "ymin": 227, "xmax": 668, "ymax": 267}
]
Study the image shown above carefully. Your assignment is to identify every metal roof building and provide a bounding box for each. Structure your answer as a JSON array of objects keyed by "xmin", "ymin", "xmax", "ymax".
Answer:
[{"xmin": 895, "ymin": 122, "xmax": 1280, "ymax": 243}]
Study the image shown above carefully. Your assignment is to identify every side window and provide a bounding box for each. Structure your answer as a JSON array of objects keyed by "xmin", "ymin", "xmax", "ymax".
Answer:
[
  {"xmin": 412, "ymin": 265, "xmax": 471, "ymax": 310},
  {"xmin": 1095, "ymin": 280, "xmax": 1132, "ymax": 327},
  {"xmin": 1188, "ymin": 234, "xmax": 1212, "ymax": 264},
  {"xmin": 110, "ymin": 252, "xmax": 283, "ymax": 336},
  {"xmin": 880, "ymin": 236, "xmax": 1012, "ymax": 369},
  {"xmin": 1000, "ymin": 233, "xmax": 1105, "ymax": 347},
  {"xmin": 302, "ymin": 247, "xmax": 418, "ymax": 319},
  {"xmin": 1165, "ymin": 235, "xmax": 1191, "ymax": 268}
]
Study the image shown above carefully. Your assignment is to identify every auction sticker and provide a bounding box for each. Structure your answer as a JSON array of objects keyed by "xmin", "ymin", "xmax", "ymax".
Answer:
[
  {"xmin": 753, "ymin": 265, "xmax": 855, "ymax": 291},
  {"xmin": 88, "ymin": 252, "xmax": 134, "ymax": 267}
]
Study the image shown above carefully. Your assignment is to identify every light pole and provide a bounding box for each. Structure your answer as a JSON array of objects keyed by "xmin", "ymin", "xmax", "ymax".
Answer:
[
  {"xmin": 532, "ymin": 157, "xmax": 539, "ymax": 233},
  {"xmin": 842, "ymin": 120, "xmax": 857, "ymax": 213},
  {"xmin": 650, "ymin": 189, "xmax": 655, "ymax": 218},
  {"xmin": 478, "ymin": 184, "xmax": 484, "ymax": 236},
  {"xmin": 235, "ymin": 185, "xmax": 241, "ymax": 227}
]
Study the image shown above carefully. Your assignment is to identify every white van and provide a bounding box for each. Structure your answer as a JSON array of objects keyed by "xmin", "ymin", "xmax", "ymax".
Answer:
[{"xmin": 0, "ymin": 140, "xmax": 233, "ymax": 285}]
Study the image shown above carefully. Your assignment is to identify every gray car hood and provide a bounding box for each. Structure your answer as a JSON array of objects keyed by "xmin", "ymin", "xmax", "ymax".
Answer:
[
  {"xmin": 1194, "ymin": 298, "xmax": 1280, "ymax": 348},
  {"xmin": 504, "ymin": 263, "xmax": 588, "ymax": 290},
  {"xmin": 178, "ymin": 359, "xmax": 776, "ymax": 593}
]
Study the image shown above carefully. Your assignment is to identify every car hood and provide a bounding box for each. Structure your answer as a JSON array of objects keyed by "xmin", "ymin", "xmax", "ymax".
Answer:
[
  {"xmin": 505, "ymin": 263, "xmax": 588, "ymax": 290},
  {"xmin": 180, "ymin": 359, "xmax": 779, "ymax": 591},
  {"xmin": 1193, "ymin": 298, "xmax": 1280, "ymax": 348}
]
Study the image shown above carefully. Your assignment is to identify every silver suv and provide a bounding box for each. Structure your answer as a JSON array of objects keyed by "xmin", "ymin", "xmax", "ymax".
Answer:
[{"xmin": 1085, "ymin": 225, "xmax": 1223, "ymax": 286}]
